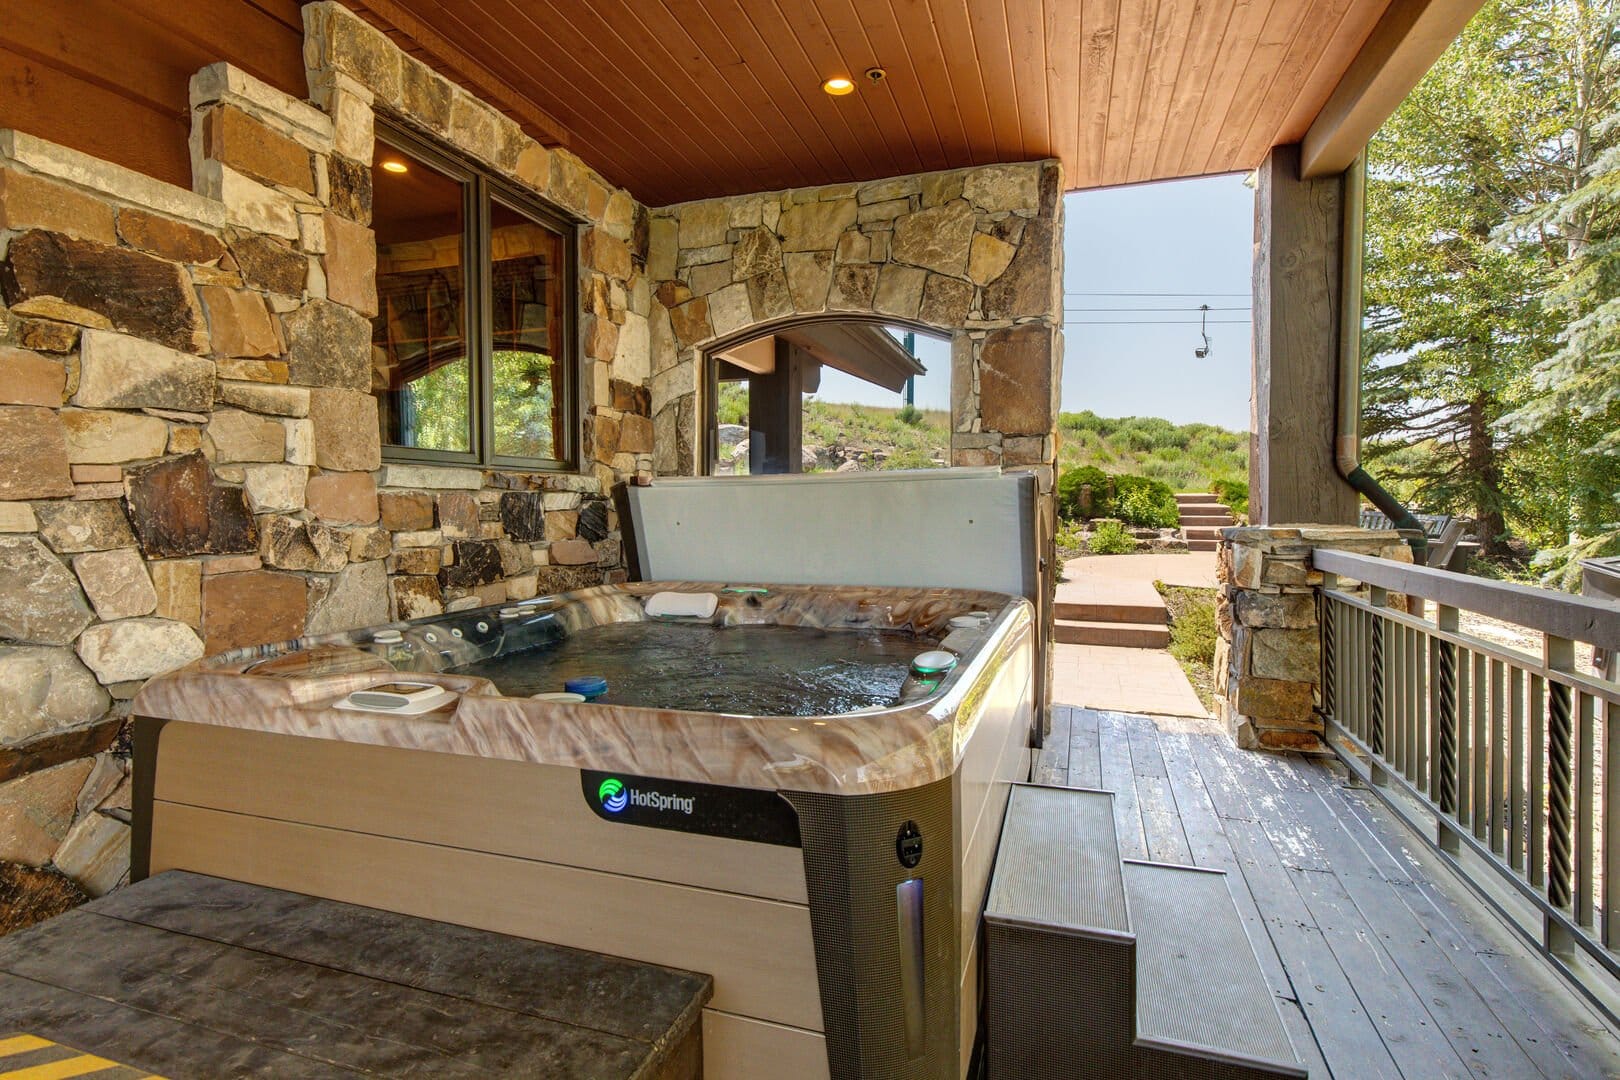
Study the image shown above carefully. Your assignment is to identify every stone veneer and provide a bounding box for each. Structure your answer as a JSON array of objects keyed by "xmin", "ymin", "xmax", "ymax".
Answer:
[
  {"xmin": 0, "ymin": 1, "xmax": 1068, "ymax": 920},
  {"xmin": 646, "ymin": 162, "xmax": 1065, "ymax": 478},
  {"xmin": 1215, "ymin": 526, "xmax": 1412, "ymax": 751}
]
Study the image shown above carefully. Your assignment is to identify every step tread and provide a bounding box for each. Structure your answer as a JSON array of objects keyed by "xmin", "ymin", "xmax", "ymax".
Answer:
[
  {"xmin": 1124, "ymin": 860, "xmax": 1301, "ymax": 1073},
  {"xmin": 1052, "ymin": 602, "xmax": 1167, "ymax": 624},
  {"xmin": 1053, "ymin": 621, "xmax": 1171, "ymax": 646},
  {"xmin": 987, "ymin": 785, "xmax": 1130, "ymax": 938}
]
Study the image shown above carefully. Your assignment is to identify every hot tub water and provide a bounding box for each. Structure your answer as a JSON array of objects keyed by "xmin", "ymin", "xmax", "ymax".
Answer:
[{"xmin": 448, "ymin": 621, "xmax": 927, "ymax": 715}]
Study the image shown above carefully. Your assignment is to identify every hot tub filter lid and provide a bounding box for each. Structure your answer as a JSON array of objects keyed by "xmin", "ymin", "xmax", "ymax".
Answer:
[
  {"xmin": 564, "ymin": 675, "xmax": 609, "ymax": 697},
  {"xmin": 911, "ymin": 650, "xmax": 957, "ymax": 675},
  {"xmin": 532, "ymin": 692, "xmax": 587, "ymax": 703}
]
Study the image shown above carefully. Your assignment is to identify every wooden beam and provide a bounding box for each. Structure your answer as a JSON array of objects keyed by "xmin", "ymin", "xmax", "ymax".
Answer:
[
  {"xmin": 1301, "ymin": 0, "xmax": 1485, "ymax": 178},
  {"xmin": 352, "ymin": 0, "xmax": 571, "ymax": 149},
  {"xmin": 1251, "ymin": 144, "xmax": 1360, "ymax": 525}
]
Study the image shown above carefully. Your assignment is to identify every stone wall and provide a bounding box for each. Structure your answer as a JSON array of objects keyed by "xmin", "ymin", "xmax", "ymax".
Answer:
[
  {"xmin": 0, "ymin": 2, "xmax": 649, "ymax": 918},
  {"xmin": 645, "ymin": 162, "xmax": 1065, "ymax": 478},
  {"xmin": 1215, "ymin": 526, "xmax": 1412, "ymax": 751}
]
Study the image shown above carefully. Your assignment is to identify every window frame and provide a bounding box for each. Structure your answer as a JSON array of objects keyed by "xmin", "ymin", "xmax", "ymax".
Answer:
[{"xmin": 373, "ymin": 120, "xmax": 581, "ymax": 474}]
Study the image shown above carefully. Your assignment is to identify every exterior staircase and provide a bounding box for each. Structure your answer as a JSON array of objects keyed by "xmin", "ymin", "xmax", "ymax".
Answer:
[
  {"xmin": 1176, "ymin": 491, "xmax": 1234, "ymax": 552},
  {"xmin": 986, "ymin": 784, "xmax": 1305, "ymax": 1079},
  {"xmin": 1053, "ymin": 578, "xmax": 1170, "ymax": 648}
]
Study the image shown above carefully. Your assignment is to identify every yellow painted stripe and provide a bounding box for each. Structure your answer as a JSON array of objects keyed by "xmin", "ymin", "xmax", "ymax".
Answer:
[
  {"xmin": 0, "ymin": 1037, "xmax": 53, "ymax": 1060},
  {"xmin": 0, "ymin": 1052, "xmax": 123, "ymax": 1079}
]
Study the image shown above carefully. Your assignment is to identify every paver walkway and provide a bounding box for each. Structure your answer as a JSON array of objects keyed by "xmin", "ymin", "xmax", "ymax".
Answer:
[{"xmin": 1053, "ymin": 551, "xmax": 1219, "ymax": 717}]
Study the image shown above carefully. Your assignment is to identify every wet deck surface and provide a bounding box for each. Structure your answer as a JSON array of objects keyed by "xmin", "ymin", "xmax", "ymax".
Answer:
[
  {"xmin": 0, "ymin": 871, "xmax": 708, "ymax": 1078},
  {"xmin": 1035, "ymin": 705, "xmax": 1620, "ymax": 1079}
]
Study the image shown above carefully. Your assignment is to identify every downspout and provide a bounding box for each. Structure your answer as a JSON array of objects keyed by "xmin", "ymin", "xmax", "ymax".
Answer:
[{"xmin": 1335, "ymin": 151, "xmax": 1428, "ymax": 561}]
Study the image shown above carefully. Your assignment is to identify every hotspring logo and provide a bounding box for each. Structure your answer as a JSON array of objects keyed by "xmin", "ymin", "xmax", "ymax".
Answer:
[
  {"xmin": 597, "ymin": 776, "xmax": 694, "ymax": 816},
  {"xmin": 598, "ymin": 777, "xmax": 628, "ymax": 812}
]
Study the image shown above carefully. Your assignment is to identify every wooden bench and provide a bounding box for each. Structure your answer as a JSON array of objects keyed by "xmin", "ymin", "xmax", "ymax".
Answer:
[{"xmin": 0, "ymin": 871, "xmax": 710, "ymax": 1079}]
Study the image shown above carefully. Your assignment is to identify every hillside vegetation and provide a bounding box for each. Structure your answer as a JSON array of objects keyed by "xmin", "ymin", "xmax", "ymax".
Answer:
[{"xmin": 718, "ymin": 386, "xmax": 1249, "ymax": 491}]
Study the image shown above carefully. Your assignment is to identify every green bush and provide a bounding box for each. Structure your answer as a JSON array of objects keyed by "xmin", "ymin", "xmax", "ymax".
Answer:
[
  {"xmin": 1111, "ymin": 474, "xmax": 1179, "ymax": 529},
  {"xmin": 1167, "ymin": 596, "xmax": 1218, "ymax": 666},
  {"xmin": 1211, "ymin": 476, "xmax": 1249, "ymax": 519},
  {"xmin": 1086, "ymin": 519, "xmax": 1138, "ymax": 555},
  {"xmin": 1057, "ymin": 465, "xmax": 1110, "ymax": 520},
  {"xmin": 895, "ymin": 403, "xmax": 924, "ymax": 426}
]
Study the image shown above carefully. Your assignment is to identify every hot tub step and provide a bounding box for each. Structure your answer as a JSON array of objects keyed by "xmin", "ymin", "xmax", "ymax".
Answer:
[
  {"xmin": 1054, "ymin": 619, "xmax": 1171, "ymax": 648},
  {"xmin": 1124, "ymin": 860, "xmax": 1305, "ymax": 1078}
]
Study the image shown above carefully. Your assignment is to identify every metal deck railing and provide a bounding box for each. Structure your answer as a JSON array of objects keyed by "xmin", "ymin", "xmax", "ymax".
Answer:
[{"xmin": 1315, "ymin": 548, "xmax": 1620, "ymax": 1020}]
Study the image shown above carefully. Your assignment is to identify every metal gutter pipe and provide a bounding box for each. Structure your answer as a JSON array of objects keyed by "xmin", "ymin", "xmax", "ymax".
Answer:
[{"xmin": 1335, "ymin": 151, "xmax": 1428, "ymax": 561}]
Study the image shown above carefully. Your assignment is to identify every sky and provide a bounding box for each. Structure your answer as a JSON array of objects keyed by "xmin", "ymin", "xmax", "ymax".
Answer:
[{"xmin": 814, "ymin": 173, "xmax": 1256, "ymax": 431}]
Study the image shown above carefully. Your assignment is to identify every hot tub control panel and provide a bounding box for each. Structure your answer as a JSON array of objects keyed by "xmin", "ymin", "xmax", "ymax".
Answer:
[{"xmin": 581, "ymin": 770, "xmax": 801, "ymax": 847}]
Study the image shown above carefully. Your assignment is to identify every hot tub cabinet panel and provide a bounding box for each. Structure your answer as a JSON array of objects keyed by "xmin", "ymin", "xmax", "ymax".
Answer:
[{"xmin": 131, "ymin": 582, "xmax": 1036, "ymax": 1080}]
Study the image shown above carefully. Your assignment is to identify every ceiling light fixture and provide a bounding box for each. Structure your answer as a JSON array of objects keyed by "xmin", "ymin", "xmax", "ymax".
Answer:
[
  {"xmin": 822, "ymin": 76, "xmax": 855, "ymax": 96},
  {"xmin": 380, "ymin": 159, "xmax": 409, "ymax": 174}
]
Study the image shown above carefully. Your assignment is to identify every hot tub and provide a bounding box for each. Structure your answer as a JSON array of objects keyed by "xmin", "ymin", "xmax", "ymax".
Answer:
[{"xmin": 130, "ymin": 581, "xmax": 1036, "ymax": 1080}]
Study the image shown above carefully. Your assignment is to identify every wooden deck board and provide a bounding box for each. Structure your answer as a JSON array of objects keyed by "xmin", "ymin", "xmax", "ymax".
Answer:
[{"xmin": 1037, "ymin": 706, "xmax": 1620, "ymax": 1080}]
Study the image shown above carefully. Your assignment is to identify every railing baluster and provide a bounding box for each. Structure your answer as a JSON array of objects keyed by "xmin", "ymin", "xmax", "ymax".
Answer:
[
  {"xmin": 1531, "ymin": 672, "xmax": 1547, "ymax": 890},
  {"xmin": 1320, "ymin": 587, "xmax": 1338, "ymax": 724},
  {"xmin": 1510, "ymin": 666, "xmax": 1526, "ymax": 874},
  {"xmin": 1473, "ymin": 652, "xmax": 1488, "ymax": 840},
  {"xmin": 1409, "ymin": 623, "xmax": 1422, "ymax": 786},
  {"xmin": 1604, "ymin": 698, "xmax": 1618, "ymax": 948},
  {"xmin": 1370, "ymin": 591, "xmax": 1386, "ymax": 757},
  {"xmin": 1436, "ymin": 605, "xmax": 1460, "ymax": 818},
  {"xmin": 1547, "ymin": 635, "xmax": 1575, "ymax": 911},
  {"xmin": 1491, "ymin": 658, "xmax": 1506, "ymax": 856},
  {"xmin": 1576, "ymin": 690, "xmax": 1596, "ymax": 930}
]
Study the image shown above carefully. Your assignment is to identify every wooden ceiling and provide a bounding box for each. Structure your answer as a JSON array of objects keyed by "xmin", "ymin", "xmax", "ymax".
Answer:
[{"xmin": 350, "ymin": 0, "xmax": 1396, "ymax": 206}]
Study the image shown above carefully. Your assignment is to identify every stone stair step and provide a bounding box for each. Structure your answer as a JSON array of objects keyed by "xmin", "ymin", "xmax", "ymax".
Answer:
[
  {"xmin": 1053, "ymin": 600, "xmax": 1167, "ymax": 625},
  {"xmin": 1186, "ymin": 539, "xmax": 1219, "ymax": 551},
  {"xmin": 1055, "ymin": 619, "xmax": 1172, "ymax": 648},
  {"xmin": 1124, "ymin": 860, "xmax": 1305, "ymax": 1077},
  {"xmin": 1181, "ymin": 514, "xmax": 1233, "ymax": 527},
  {"xmin": 1174, "ymin": 492, "xmax": 1220, "ymax": 504},
  {"xmin": 1183, "ymin": 527, "xmax": 1227, "ymax": 540}
]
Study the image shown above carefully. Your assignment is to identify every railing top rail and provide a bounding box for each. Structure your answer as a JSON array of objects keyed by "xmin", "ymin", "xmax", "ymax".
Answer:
[{"xmin": 1314, "ymin": 547, "xmax": 1620, "ymax": 650}]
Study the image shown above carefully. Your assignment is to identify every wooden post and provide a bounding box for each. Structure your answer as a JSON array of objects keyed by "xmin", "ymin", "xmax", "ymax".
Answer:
[
  {"xmin": 748, "ymin": 338, "xmax": 805, "ymax": 474},
  {"xmin": 1251, "ymin": 144, "xmax": 1360, "ymax": 525}
]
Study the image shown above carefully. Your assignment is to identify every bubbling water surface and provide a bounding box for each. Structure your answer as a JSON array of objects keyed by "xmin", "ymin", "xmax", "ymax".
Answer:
[{"xmin": 448, "ymin": 621, "xmax": 927, "ymax": 716}]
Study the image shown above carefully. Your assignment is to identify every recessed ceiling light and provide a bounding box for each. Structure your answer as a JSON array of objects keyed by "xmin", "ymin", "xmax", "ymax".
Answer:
[
  {"xmin": 381, "ymin": 159, "xmax": 409, "ymax": 174},
  {"xmin": 822, "ymin": 76, "xmax": 855, "ymax": 96}
]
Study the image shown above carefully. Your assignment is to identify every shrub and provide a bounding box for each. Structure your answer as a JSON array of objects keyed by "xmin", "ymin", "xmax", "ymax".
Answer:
[
  {"xmin": 1057, "ymin": 465, "xmax": 1110, "ymax": 520},
  {"xmin": 1211, "ymin": 476, "xmax": 1249, "ymax": 520},
  {"xmin": 1111, "ymin": 474, "xmax": 1179, "ymax": 529},
  {"xmin": 1086, "ymin": 519, "xmax": 1138, "ymax": 555},
  {"xmin": 895, "ymin": 403, "xmax": 924, "ymax": 426},
  {"xmin": 1166, "ymin": 595, "xmax": 1218, "ymax": 666}
]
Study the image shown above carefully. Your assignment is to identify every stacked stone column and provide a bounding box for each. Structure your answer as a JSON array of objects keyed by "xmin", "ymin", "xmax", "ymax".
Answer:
[{"xmin": 1216, "ymin": 526, "xmax": 1411, "ymax": 752}]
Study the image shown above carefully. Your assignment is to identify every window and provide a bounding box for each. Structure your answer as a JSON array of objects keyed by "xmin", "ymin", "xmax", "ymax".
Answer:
[{"xmin": 370, "ymin": 124, "xmax": 577, "ymax": 469}]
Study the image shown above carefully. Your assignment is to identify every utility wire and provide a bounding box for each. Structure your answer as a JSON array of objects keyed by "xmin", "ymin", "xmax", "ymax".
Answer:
[
  {"xmin": 1063, "ymin": 305, "xmax": 1250, "ymax": 312},
  {"xmin": 1064, "ymin": 290, "xmax": 1251, "ymax": 297}
]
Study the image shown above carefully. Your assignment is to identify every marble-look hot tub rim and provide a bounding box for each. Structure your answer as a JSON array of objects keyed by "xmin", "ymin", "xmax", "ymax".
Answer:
[{"xmin": 133, "ymin": 581, "xmax": 1036, "ymax": 796}]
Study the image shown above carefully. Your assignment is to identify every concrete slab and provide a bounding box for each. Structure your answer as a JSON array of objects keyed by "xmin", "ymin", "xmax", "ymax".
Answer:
[
  {"xmin": 1051, "ymin": 642, "xmax": 1208, "ymax": 719},
  {"xmin": 1063, "ymin": 551, "xmax": 1219, "ymax": 590}
]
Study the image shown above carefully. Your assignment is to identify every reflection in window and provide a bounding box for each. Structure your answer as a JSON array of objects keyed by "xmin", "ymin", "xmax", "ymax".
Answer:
[
  {"xmin": 371, "ymin": 145, "xmax": 470, "ymax": 453},
  {"xmin": 491, "ymin": 200, "xmax": 564, "ymax": 460}
]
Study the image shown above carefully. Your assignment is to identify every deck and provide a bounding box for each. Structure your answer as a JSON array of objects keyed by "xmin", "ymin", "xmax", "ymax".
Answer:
[{"xmin": 1035, "ymin": 705, "xmax": 1620, "ymax": 1079}]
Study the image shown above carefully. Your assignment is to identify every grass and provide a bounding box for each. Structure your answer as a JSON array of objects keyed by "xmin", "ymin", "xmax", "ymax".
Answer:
[{"xmin": 1156, "ymin": 582, "xmax": 1220, "ymax": 713}]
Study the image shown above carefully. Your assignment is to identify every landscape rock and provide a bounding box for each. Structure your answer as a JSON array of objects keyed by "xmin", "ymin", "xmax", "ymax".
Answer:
[
  {"xmin": 0, "ymin": 647, "xmax": 110, "ymax": 744},
  {"xmin": 0, "ymin": 406, "xmax": 73, "ymax": 497},
  {"xmin": 0, "ymin": 760, "xmax": 94, "ymax": 865},
  {"xmin": 201, "ymin": 570, "xmax": 307, "ymax": 653},
  {"xmin": 199, "ymin": 286, "xmax": 282, "ymax": 358},
  {"xmin": 124, "ymin": 452, "xmax": 258, "ymax": 558},
  {"xmin": 0, "ymin": 536, "xmax": 94, "ymax": 645},
  {"xmin": 52, "ymin": 811, "xmax": 129, "ymax": 897},
  {"xmin": 0, "ymin": 230, "xmax": 206, "ymax": 353},
  {"xmin": 75, "ymin": 618, "xmax": 205, "ymax": 683},
  {"xmin": 309, "ymin": 388, "xmax": 381, "ymax": 471},
  {"xmin": 72, "ymin": 548, "xmax": 158, "ymax": 620},
  {"xmin": 308, "ymin": 559, "xmax": 388, "ymax": 634},
  {"xmin": 207, "ymin": 408, "xmax": 286, "ymax": 463},
  {"xmin": 0, "ymin": 346, "xmax": 66, "ymax": 406},
  {"xmin": 891, "ymin": 200, "xmax": 975, "ymax": 277},
  {"xmin": 75, "ymin": 330, "xmax": 214, "ymax": 411},
  {"xmin": 306, "ymin": 471, "xmax": 379, "ymax": 524},
  {"xmin": 283, "ymin": 300, "xmax": 371, "ymax": 390},
  {"xmin": 34, "ymin": 500, "xmax": 137, "ymax": 554}
]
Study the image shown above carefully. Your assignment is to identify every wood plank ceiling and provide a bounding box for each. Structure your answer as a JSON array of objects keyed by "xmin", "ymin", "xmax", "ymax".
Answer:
[{"xmin": 349, "ymin": 0, "xmax": 1395, "ymax": 206}]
